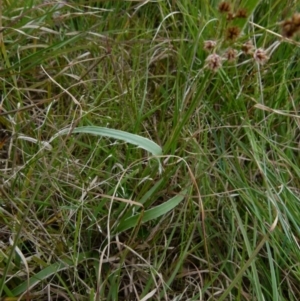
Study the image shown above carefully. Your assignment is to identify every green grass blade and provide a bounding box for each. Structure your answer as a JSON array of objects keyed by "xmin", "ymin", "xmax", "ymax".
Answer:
[
  {"xmin": 116, "ymin": 190, "xmax": 187, "ymax": 233},
  {"xmin": 51, "ymin": 126, "xmax": 162, "ymax": 156},
  {"xmin": 10, "ymin": 252, "xmax": 92, "ymax": 297}
]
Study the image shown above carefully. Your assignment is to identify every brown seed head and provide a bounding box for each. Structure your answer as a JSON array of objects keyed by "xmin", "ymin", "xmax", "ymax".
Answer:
[
  {"xmin": 241, "ymin": 40, "xmax": 254, "ymax": 55},
  {"xmin": 281, "ymin": 13, "xmax": 300, "ymax": 38},
  {"xmin": 226, "ymin": 26, "xmax": 240, "ymax": 40},
  {"xmin": 292, "ymin": 13, "xmax": 300, "ymax": 27},
  {"xmin": 253, "ymin": 48, "xmax": 269, "ymax": 65},
  {"xmin": 218, "ymin": 2, "xmax": 231, "ymax": 13},
  {"xmin": 224, "ymin": 48, "xmax": 238, "ymax": 62},
  {"xmin": 227, "ymin": 12, "xmax": 235, "ymax": 21},
  {"xmin": 205, "ymin": 53, "xmax": 222, "ymax": 72},
  {"xmin": 204, "ymin": 40, "xmax": 217, "ymax": 51},
  {"xmin": 282, "ymin": 19, "xmax": 296, "ymax": 37},
  {"xmin": 236, "ymin": 8, "xmax": 247, "ymax": 19}
]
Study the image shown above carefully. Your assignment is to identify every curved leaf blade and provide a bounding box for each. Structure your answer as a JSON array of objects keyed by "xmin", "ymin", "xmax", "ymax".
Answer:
[
  {"xmin": 11, "ymin": 252, "xmax": 92, "ymax": 296},
  {"xmin": 116, "ymin": 190, "xmax": 187, "ymax": 233},
  {"xmin": 51, "ymin": 126, "xmax": 162, "ymax": 156}
]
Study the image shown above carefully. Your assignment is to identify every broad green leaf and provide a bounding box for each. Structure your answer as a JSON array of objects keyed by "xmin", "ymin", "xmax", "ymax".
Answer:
[
  {"xmin": 11, "ymin": 252, "xmax": 92, "ymax": 296},
  {"xmin": 51, "ymin": 126, "xmax": 162, "ymax": 156},
  {"xmin": 116, "ymin": 190, "xmax": 187, "ymax": 233}
]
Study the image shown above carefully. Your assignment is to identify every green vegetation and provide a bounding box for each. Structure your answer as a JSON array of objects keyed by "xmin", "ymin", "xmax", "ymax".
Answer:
[{"xmin": 0, "ymin": 0, "xmax": 300, "ymax": 300}]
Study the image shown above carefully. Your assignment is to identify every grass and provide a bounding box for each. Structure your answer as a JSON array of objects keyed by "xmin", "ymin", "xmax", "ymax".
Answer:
[{"xmin": 0, "ymin": 0, "xmax": 300, "ymax": 300}]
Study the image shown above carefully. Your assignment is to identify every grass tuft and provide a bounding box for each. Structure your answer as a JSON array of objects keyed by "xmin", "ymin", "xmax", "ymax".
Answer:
[{"xmin": 1, "ymin": 0, "xmax": 300, "ymax": 300}]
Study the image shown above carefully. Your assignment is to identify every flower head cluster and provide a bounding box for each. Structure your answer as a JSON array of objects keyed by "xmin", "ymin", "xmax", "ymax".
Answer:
[
  {"xmin": 226, "ymin": 26, "xmax": 240, "ymax": 40},
  {"xmin": 253, "ymin": 48, "xmax": 269, "ymax": 65},
  {"xmin": 202, "ymin": 3, "xmax": 295, "ymax": 72},
  {"xmin": 205, "ymin": 53, "xmax": 223, "ymax": 72},
  {"xmin": 235, "ymin": 8, "xmax": 247, "ymax": 19},
  {"xmin": 218, "ymin": 1, "xmax": 231, "ymax": 13},
  {"xmin": 203, "ymin": 42, "xmax": 239, "ymax": 71},
  {"xmin": 241, "ymin": 40, "xmax": 254, "ymax": 55},
  {"xmin": 224, "ymin": 48, "xmax": 238, "ymax": 62},
  {"xmin": 204, "ymin": 40, "xmax": 217, "ymax": 52},
  {"xmin": 218, "ymin": 1, "xmax": 247, "ymax": 20}
]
